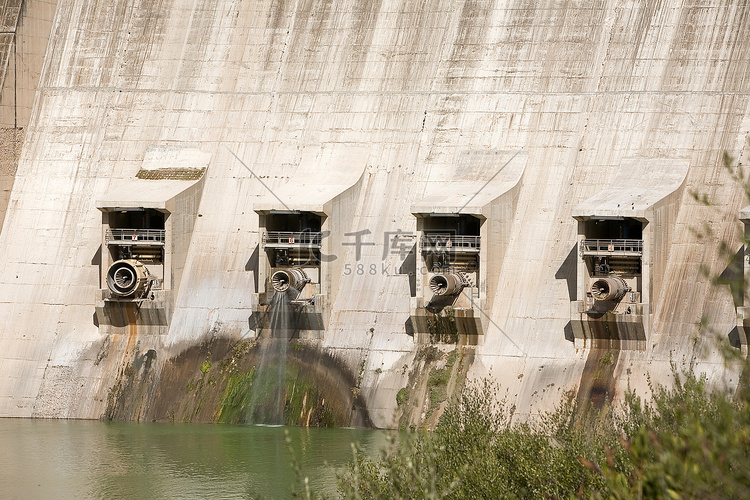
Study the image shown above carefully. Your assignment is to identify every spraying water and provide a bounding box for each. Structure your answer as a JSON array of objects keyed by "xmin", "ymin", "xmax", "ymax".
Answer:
[{"xmin": 246, "ymin": 290, "xmax": 297, "ymax": 424}]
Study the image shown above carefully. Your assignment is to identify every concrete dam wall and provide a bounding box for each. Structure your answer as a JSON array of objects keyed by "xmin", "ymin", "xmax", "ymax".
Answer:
[{"xmin": 0, "ymin": 0, "xmax": 749, "ymax": 427}]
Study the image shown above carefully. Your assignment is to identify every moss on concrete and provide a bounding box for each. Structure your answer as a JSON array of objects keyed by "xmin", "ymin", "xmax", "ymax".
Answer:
[{"xmin": 106, "ymin": 336, "xmax": 371, "ymax": 427}]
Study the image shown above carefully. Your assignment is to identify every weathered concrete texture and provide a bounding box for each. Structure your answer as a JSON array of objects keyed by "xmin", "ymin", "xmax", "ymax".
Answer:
[
  {"xmin": 0, "ymin": 0, "xmax": 56, "ymax": 127},
  {"xmin": 0, "ymin": 0, "xmax": 55, "ymax": 236},
  {"xmin": 0, "ymin": 126, "xmax": 22, "ymax": 231},
  {"xmin": 573, "ymin": 158, "xmax": 689, "ymax": 220},
  {"xmin": 0, "ymin": 0, "xmax": 749, "ymax": 427},
  {"xmin": 0, "ymin": 0, "xmax": 23, "ymax": 93}
]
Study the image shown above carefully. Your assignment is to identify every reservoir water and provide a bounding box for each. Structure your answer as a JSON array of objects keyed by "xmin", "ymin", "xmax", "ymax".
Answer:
[{"xmin": 0, "ymin": 419, "xmax": 388, "ymax": 499}]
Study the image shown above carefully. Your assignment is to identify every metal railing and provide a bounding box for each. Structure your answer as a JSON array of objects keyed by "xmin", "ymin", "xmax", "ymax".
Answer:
[
  {"xmin": 106, "ymin": 229, "xmax": 165, "ymax": 244},
  {"xmin": 263, "ymin": 231, "xmax": 322, "ymax": 247},
  {"xmin": 421, "ymin": 234, "xmax": 481, "ymax": 252},
  {"xmin": 581, "ymin": 239, "xmax": 643, "ymax": 255}
]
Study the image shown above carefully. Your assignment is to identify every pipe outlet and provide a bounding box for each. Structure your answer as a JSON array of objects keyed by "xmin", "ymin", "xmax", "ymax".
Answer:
[
  {"xmin": 106, "ymin": 259, "xmax": 152, "ymax": 297},
  {"xmin": 271, "ymin": 267, "xmax": 310, "ymax": 292},
  {"xmin": 590, "ymin": 276, "xmax": 629, "ymax": 301},
  {"xmin": 428, "ymin": 272, "xmax": 468, "ymax": 296}
]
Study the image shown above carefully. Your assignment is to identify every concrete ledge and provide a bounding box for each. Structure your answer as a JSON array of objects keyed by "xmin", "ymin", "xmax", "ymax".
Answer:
[
  {"xmin": 570, "ymin": 301, "xmax": 646, "ymax": 350},
  {"xmin": 251, "ymin": 298, "xmax": 326, "ymax": 340},
  {"xmin": 410, "ymin": 307, "xmax": 482, "ymax": 345},
  {"xmin": 95, "ymin": 300, "xmax": 169, "ymax": 328}
]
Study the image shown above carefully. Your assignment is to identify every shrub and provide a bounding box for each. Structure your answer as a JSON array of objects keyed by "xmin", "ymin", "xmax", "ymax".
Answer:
[
  {"xmin": 340, "ymin": 380, "xmax": 617, "ymax": 498},
  {"xmin": 396, "ymin": 388, "xmax": 409, "ymax": 406},
  {"xmin": 340, "ymin": 367, "xmax": 750, "ymax": 499}
]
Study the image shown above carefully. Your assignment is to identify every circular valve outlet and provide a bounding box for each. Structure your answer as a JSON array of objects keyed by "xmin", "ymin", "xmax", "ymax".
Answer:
[
  {"xmin": 106, "ymin": 259, "xmax": 151, "ymax": 297},
  {"xmin": 590, "ymin": 276, "xmax": 629, "ymax": 301},
  {"xmin": 271, "ymin": 267, "xmax": 310, "ymax": 292},
  {"xmin": 428, "ymin": 272, "xmax": 468, "ymax": 296}
]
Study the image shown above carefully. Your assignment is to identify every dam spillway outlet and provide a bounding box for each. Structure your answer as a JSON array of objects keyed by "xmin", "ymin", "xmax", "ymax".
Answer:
[
  {"xmin": 408, "ymin": 151, "xmax": 526, "ymax": 345},
  {"xmin": 254, "ymin": 210, "xmax": 328, "ymax": 339},
  {"xmin": 94, "ymin": 162, "xmax": 206, "ymax": 331},
  {"xmin": 571, "ymin": 217, "xmax": 645, "ymax": 349},
  {"xmin": 271, "ymin": 267, "xmax": 310, "ymax": 293},
  {"xmin": 429, "ymin": 272, "xmax": 469, "ymax": 296},
  {"xmin": 570, "ymin": 158, "xmax": 689, "ymax": 350},
  {"xmin": 252, "ymin": 155, "xmax": 367, "ymax": 340},
  {"xmin": 409, "ymin": 214, "xmax": 483, "ymax": 344},
  {"xmin": 106, "ymin": 259, "xmax": 152, "ymax": 297},
  {"xmin": 590, "ymin": 276, "xmax": 629, "ymax": 302}
]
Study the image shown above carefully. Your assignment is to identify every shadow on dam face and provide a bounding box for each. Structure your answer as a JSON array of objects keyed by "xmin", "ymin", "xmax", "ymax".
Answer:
[{"xmin": 106, "ymin": 327, "xmax": 373, "ymax": 428}]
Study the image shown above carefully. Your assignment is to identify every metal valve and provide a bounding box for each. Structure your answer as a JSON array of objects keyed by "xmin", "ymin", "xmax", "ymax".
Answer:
[
  {"xmin": 428, "ymin": 272, "xmax": 469, "ymax": 296},
  {"xmin": 590, "ymin": 276, "xmax": 629, "ymax": 301},
  {"xmin": 106, "ymin": 259, "xmax": 152, "ymax": 297},
  {"xmin": 271, "ymin": 267, "xmax": 310, "ymax": 292}
]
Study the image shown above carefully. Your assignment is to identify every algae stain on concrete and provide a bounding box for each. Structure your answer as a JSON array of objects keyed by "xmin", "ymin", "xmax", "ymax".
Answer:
[
  {"xmin": 102, "ymin": 271, "xmax": 368, "ymax": 427},
  {"xmin": 104, "ymin": 335, "xmax": 372, "ymax": 428},
  {"xmin": 396, "ymin": 345, "xmax": 473, "ymax": 430},
  {"xmin": 217, "ymin": 367, "xmax": 256, "ymax": 424},
  {"xmin": 104, "ymin": 345, "xmax": 158, "ymax": 421},
  {"xmin": 576, "ymin": 348, "xmax": 620, "ymax": 411},
  {"xmin": 426, "ymin": 307, "xmax": 459, "ymax": 344},
  {"xmin": 216, "ymin": 359, "xmax": 337, "ymax": 427},
  {"xmin": 100, "ymin": 303, "xmax": 163, "ymax": 422}
]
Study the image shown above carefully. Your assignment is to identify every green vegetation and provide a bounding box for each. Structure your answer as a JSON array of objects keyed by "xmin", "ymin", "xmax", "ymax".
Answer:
[
  {"xmin": 396, "ymin": 388, "xmax": 409, "ymax": 406},
  {"xmin": 426, "ymin": 365, "xmax": 449, "ymax": 415},
  {"xmin": 332, "ymin": 151, "xmax": 750, "ymax": 498},
  {"xmin": 423, "ymin": 349, "xmax": 461, "ymax": 420},
  {"xmin": 427, "ymin": 307, "xmax": 459, "ymax": 344},
  {"xmin": 216, "ymin": 368, "xmax": 255, "ymax": 424},
  {"xmin": 603, "ymin": 369, "xmax": 750, "ymax": 499},
  {"xmin": 427, "ymin": 366, "xmax": 450, "ymax": 387},
  {"xmin": 445, "ymin": 349, "xmax": 458, "ymax": 369},
  {"xmin": 217, "ymin": 362, "xmax": 336, "ymax": 427},
  {"xmin": 338, "ymin": 368, "xmax": 750, "ymax": 498}
]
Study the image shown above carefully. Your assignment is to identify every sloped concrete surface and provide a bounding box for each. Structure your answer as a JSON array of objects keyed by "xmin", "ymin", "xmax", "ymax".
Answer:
[
  {"xmin": 0, "ymin": 0, "xmax": 748, "ymax": 425},
  {"xmin": 573, "ymin": 158, "xmax": 689, "ymax": 219}
]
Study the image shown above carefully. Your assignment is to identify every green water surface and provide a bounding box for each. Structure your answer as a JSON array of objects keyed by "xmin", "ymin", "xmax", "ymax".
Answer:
[{"xmin": 0, "ymin": 419, "xmax": 387, "ymax": 499}]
